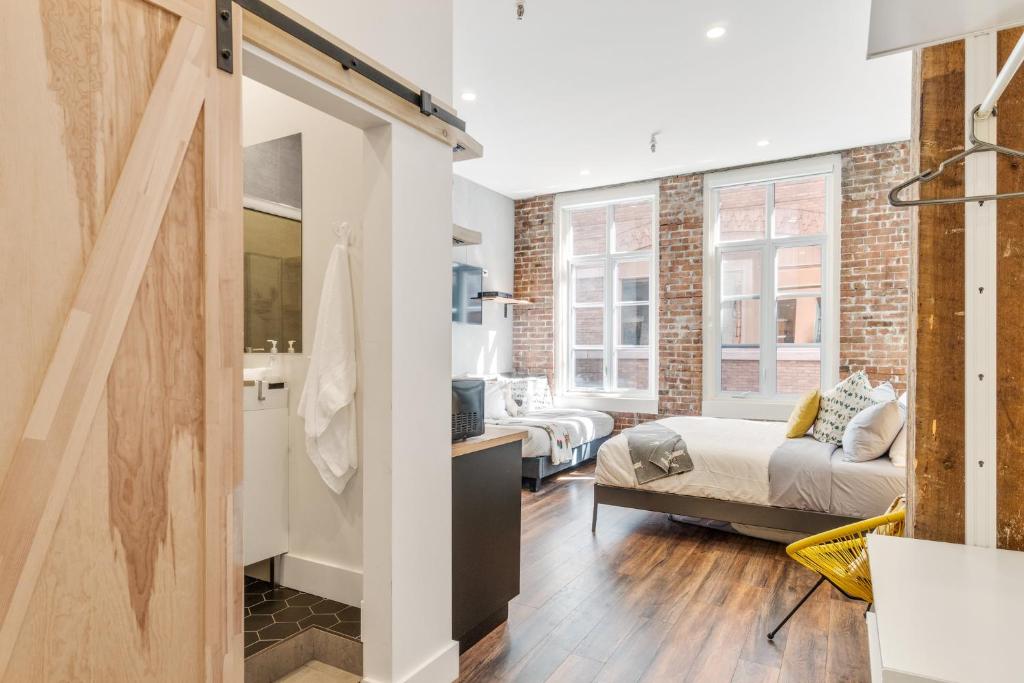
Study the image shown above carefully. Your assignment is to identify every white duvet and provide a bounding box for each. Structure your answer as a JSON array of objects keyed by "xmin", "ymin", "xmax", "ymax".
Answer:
[
  {"xmin": 595, "ymin": 416, "xmax": 789, "ymax": 506},
  {"xmin": 488, "ymin": 408, "xmax": 615, "ymax": 460}
]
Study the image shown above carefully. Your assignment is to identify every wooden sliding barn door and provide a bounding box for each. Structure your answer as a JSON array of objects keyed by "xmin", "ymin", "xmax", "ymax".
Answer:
[{"xmin": 0, "ymin": 0, "xmax": 242, "ymax": 680}]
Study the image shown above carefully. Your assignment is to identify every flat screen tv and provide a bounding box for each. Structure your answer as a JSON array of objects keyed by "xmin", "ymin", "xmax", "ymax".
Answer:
[{"xmin": 452, "ymin": 262, "xmax": 483, "ymax": 325}]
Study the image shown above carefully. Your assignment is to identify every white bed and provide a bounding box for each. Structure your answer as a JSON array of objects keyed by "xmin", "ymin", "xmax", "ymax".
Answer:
[
  {"xmin": 489, "ymin": 408, "xmax": 615, "ymax": 459},
  {"xmin": 595, "ymin": 415, "xmax": 905, "ymax": 519}
]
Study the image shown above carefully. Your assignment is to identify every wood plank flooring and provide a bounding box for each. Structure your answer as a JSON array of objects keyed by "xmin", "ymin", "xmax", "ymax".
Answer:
[{"xmin": 458, "ymin": 464, "xmax": 870, "ymax": 683}]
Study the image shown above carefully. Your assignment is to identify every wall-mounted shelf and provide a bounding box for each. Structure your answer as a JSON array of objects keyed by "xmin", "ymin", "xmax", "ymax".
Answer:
[
  {"xmin": 452, "ymin": 224, "xmax": 482, "ymax": 246},
  {"xmin": 473, "ymin": 291, "xmax": 531, "ymax": 318}
]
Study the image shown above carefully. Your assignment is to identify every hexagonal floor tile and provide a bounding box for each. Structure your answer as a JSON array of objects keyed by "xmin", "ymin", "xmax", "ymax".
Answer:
[
  {"xmin": 249, "ymin": 599, "xmax": 288, "ymax": 615},
  {"xmin": 262, "ymin": 587, "xmax": 300, "ymax": 601},
  {"xmin": 247, "ymin": 614, "xmax": 274, "ymax": 631},
  {"xmin": 285, "ymin": 593, "xmax": 323, "ymax": 607},
  {"xmin": 243, "ymin": 577, "xmax": 361, "ymax": 659},
  {"xmin": 273, "ymin": 606, "xmax": 313, "ymax": 624},
  {"xmin": 257, "ymin": 621, "xmax": 300, "ymax": 641},
  {"xmin": 298, "ymin": 613, "xmax": 340, "ymax": 630},
  {"xmin": 310, "ymin": 599, "xmax": 347, "ymax": 615}
]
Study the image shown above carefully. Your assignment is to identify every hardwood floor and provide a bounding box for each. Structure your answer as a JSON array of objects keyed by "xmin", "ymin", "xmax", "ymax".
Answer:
[{"xmin": 458, "ymin": 463, "xmax": 870, "ymax": 683}]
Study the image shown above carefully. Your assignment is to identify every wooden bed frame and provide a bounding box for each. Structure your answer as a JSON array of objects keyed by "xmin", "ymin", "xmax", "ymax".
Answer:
[
  {"xmin": 522, "ymin": 435, "xmax": 612, "ymax": 492},
  {"xmin": 592, "ymin": 484, "xmax": 863, "ymax": 535}
]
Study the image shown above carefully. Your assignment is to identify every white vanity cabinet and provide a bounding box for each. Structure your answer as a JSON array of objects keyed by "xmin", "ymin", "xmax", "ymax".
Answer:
[{"xmin": 243, "ymin": 380, "xmax": 290, "ymax": 567}]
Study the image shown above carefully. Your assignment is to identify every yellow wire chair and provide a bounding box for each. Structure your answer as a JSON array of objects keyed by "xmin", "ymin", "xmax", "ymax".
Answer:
[{"xmin": 766, "ymin": 496, "xmax": 906, "ymax": 640}]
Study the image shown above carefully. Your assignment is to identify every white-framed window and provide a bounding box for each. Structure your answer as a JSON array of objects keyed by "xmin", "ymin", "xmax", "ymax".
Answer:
[
  {"xmin": 702, "ymin": 155, "xmax": 841, "ymax": 420},
  {"xmin": 554, "ymin": 182, "xmax": 659, "ymax": 413}
]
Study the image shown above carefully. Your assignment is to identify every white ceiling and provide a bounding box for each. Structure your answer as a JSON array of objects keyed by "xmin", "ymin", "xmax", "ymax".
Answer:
[{"xmin": 453, "ymin": 0, "xmax": 912, "ymax": 200}]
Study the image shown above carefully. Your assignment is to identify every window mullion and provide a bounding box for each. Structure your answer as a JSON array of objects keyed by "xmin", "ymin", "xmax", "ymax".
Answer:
[
  {"xmin": 763, "ymin": 184, "xmax": 776, "ymax": 397},
  {"xmin": 605, "ymin": 208, "xmax": 615, "ymax": 391}
]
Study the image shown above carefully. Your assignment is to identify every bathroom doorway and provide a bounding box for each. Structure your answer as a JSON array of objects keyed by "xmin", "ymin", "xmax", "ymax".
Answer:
[{"xmin": 239, "ymin": 50, "xmax": 376, "ymax": 683}]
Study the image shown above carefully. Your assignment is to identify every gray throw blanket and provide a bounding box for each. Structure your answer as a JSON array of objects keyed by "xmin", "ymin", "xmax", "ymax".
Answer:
[
  {"xmin": 768, "ymin": 436, "xmax": 838, "ymax": 511},
  {"xmin": 626, "ymin": 423, "xmax": 694, "ymax": 484}
]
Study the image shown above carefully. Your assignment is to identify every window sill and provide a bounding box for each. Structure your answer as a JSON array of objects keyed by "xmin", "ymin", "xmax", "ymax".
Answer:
[
  {"xmin": 555, "ymin": 393, "xmax": 658, "ymax": 414},
  {"xmin": 701, "ymin": 398, "xmax": 794, "ymax": 421}
]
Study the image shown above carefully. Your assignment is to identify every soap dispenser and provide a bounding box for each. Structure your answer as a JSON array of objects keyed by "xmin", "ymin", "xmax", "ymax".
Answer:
[
  {"xmin": 266, "ymin": 339, "xmax": 280, "ymax": 380},
  {"xmin": 287, "ymin": 340, "xmax": 297, "ymax": 353}
]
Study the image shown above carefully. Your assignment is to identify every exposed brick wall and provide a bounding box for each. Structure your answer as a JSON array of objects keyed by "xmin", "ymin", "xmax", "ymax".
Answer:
[
  {"xmin": 512, "ymin": 196, "xmax": 555, "ymax": 384},
  {"xmin": 656, "ymin": 174, "xmax": 704, "ymax": 418},
  {"xmin": 512, "ymin": 142, "xmax": 911, "ymax": 429},
  {"xmin": 839, "ymin": 143, "xmax": 912, "ymax": 393}
]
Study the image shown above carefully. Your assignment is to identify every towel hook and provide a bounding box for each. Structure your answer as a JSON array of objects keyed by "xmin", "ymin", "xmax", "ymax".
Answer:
[{"xmin": 334, "ymin": 221, "xmax": 351, "ymax": 244}]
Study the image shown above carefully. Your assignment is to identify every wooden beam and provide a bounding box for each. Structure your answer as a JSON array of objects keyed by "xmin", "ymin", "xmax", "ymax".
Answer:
[
  {"xmin": 203, "ymin": 0, "xmax": 245, "ymax": 678},
  {"xmin": 0, "ymin": 19, "xmax": 208, "ymax": 677},
  {"xmin": 240, "ymin": 1, "xmax": 483, "ymax": 158},
  {"xmin": 996, "ymin": 26, "xmax": 1024, "ymax": 551},
  {"xmin": 912, "ymin": 39, "xmax": 967, "ymax": 543}
]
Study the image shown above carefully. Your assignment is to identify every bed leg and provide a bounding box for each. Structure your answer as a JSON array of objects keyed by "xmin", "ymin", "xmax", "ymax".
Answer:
[
  {"xmin": 529, "ymin": 478, "xmax": 540, "ymax": 493},
  {"xmin": 592, "ymin": 497, "xmax": 599, "ymax": 533}
]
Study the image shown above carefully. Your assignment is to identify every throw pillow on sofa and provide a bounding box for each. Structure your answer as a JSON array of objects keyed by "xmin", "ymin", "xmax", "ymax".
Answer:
[{"xmin": 813, "ymin": 371, "xmax": 875, "ymax": 446}]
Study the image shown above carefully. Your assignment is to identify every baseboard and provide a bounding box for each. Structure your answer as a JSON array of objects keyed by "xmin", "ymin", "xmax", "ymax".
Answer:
[
  {"xmin": 279, "ymin": 554, "xmax": 362, "ymax": 606},
  {"xmin": 362, "ymin": 640, "xmax": 460, "ymax": 683}
]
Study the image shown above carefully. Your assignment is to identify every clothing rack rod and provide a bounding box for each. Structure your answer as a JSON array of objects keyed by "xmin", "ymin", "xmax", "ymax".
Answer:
[{"xmin": 978, "ymin": 32, "xmax": 1024, "ymax": 118}]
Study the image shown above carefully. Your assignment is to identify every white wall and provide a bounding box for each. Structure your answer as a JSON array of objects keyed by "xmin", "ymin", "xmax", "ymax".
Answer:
[
  {"xmin": 451, "ymin": 176, "xmax": 515, "ymax": 376},
  {"xmin": 266, "ymin": 2, "xmax": 459, "ymax": 679},
  {"xmin": 281, "ymin": 0, "xmax": 453, "ymax": 104},
  {"xmin": 243, "ymin": 78, "xmax": 365, "ymax": 604}
]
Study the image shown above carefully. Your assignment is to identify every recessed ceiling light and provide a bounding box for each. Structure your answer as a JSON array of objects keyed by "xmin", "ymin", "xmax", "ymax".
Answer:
[
  {"xmin": 580, "ymin": 169, "xmax": 591, "ymax": 176},
  {"xmin": 706, "ymin": 26, "xmax": 726, "ymax": 39},
  {"xmin": 756, "ymin": 139, "xmax": 770, "ymax": 147},
  {"xmin": 461, "ymin": 91, "xmax": 477, "ymax": 102}
]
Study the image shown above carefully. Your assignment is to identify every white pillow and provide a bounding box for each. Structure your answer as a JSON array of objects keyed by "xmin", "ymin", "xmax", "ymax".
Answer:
[
  {"xmin": 507, "ymin": 376, "xmax": 553, "ymax": 414},
  {"xmin": 503, "ymin": 382, "xmax": 519, "ymax": 417},
  {"xmin": 888, "ymin": 392, "xmax": 909, "ymax": 467},
  {"xmin": 889, "ymin": 425, "xmax": 908, "ymax": 467},
  {"xmin": 813, "ymin": 372, "xmax": 875, "ymax": 445},
  {"xmin": 871, "ymin": 381, "xmax": 897, "ymax": 403},
  {"xmin": 842, "ymin": 400, "xmax": 904, "ymax": 462},
  {"xmin": 484, "ymin": 381, "xmax": 508, "ymax": 420}
]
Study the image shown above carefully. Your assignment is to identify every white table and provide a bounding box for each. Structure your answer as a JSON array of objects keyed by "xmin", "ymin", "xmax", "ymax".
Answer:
[{"xmin": 867, "ymin": 535, "xmax": 1024, "ymax": 682}]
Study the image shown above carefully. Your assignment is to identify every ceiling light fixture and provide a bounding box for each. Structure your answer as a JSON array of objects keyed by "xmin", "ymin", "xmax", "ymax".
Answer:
[
  {"xmin": 461, "ymin": 91, "xmax": 477, "ymax": 102},
  {"xmin": 756, "ymin": 139, "xmax": 770, "ymax": 147},
  {"xmin": 580, "ymin": 169, "xmax": 591, "ymax": 176},
  {"xmin": 706, "ymin": 26, "xmax": 726, "ymax": 39},
  {"xmin": 515, "ymin": 0, "xmax": 525, "ymax": 20}
]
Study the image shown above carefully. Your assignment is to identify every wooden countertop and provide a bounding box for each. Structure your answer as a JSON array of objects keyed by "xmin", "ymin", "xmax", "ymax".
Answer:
[{"xmin": 452, "ymin": 426, "xmax": 528, "ymax": 458}]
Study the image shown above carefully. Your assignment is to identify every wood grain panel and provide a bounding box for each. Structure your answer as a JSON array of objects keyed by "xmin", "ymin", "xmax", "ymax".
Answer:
[
  {"xmin": 203, "ymin": 0, "xmax": 245, "ymax": 675},
  {"xmin": 0, "ymin": 0, "xmax": 245, "ymax": 678},
  {"xmin": 7, "ymin": 125, "xmax": 207, "ymax": 683},
  {"xmin": 996, "ymin": 26, "xmax": 1024, "ymax": 550},
  {"xmin": 106, "ymin": 117, "xmax": 205, "ymax": 635},
  {"xmin": 912, "ymin": 39, "xmax": 967, "ymax": 544}
]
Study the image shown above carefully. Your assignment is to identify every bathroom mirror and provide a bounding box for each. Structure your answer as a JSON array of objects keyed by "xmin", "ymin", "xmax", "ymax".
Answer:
[{"xmin": 243, "ymin": 133, "xmax": 303, "ymax": 352}]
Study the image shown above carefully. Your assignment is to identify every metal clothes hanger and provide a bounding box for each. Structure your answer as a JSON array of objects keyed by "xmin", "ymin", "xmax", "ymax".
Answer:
[{"xmin": 889, "ymin": 33, "xmax": 1024, "ymax": 208}]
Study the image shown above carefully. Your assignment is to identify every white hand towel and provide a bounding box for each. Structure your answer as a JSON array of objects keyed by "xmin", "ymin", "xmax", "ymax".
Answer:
[{"xmin": 298, "ymin": 237, "xmax": 358, "ymax": 494}]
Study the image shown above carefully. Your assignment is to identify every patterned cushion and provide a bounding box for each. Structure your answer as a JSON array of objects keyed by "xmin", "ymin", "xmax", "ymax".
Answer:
[
  {"xmin": 506, "ymin": 376, "xmax": 553, "ymax": 413},
  {"xmin": 812, "ymin": 372, "xmax": 875, "ymax": 445}
]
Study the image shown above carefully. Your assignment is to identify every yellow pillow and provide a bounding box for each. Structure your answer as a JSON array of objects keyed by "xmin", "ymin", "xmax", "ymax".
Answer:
[{"xmin": 786, "ymin": 389, "xmax": 820, "ymax": 438}]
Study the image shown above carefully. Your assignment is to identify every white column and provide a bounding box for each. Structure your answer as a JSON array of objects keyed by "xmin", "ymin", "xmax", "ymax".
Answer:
[
  {"xmin": 964, "ymin": 32, "xmax": 998, "ymax": 548},
  {"xmin": 361, "ymin": 122, "xmax": 458, "ymax": 683}
]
